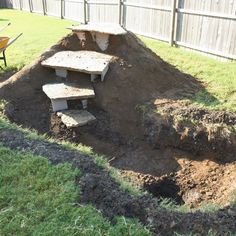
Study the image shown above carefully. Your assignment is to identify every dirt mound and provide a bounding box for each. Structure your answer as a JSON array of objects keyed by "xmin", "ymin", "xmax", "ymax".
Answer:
[
  {"xmin": 143, "ymin": 99, "xmax": 236, "ymax": 161},
  {"xmin": 0, "ymin": 32, "xmax": 201, "ymax": 138},
  {"xmin": 0, "ymin": 31, "xmax": 235, "ymax": 211}
]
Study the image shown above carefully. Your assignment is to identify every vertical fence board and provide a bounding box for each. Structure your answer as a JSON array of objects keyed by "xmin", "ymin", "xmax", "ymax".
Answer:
[
  {"xmin": 175, "ymin": 0, "xmax": 236, "ymax": 59},
  {"xmin": 64, "ymin": 0, "xmax": 84, "ymax": 22},
  {"xmin": 123, "ymin": 0, "xmax": 172, "ymax": 41},
  {"xmin": 21, "ymin": 0, "xmax": 30, "ymax": 11},
  {"xmin": 31, "ymin": 0, "xmax": 44, "ymax": 13},
  {"xmin": 7, "ymin": 0, "xmax": 21, "ymax": 9},
  {"xmin": 87, "ymin": 0, "xmax": 118, "ymax": 24},
  {"xmin": 45, "ymin": 0, "xmax": 61, "ymax": 17}
]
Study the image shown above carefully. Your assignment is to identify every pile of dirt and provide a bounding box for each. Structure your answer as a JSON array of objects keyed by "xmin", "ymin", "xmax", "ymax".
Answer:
[
  {"xmin": 0, "ymin": 31, "xmax": 235, "ymax": 213},
  {"xmin": 143, "ymin": 99, "xmax": 236, "ymax": 161},
  {"xmin": 0, "ymin": 31, "xmax": 201, "ymax": 138}
]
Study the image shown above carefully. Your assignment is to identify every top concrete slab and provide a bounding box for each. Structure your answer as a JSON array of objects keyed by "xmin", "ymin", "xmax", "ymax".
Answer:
[
  {"xmin": 41, "ymin": 50, "xmax": 113, "ymax": 75},
  {"xmin": 42, "ymin": 82, "xmax": 95, "ymax": 100},
  {"xmin": 68, "ymin": 23, "xmax": 127, "ymax": 35}
]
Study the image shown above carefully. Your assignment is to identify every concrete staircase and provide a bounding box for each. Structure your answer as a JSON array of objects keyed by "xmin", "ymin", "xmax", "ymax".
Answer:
[{"xmin": 41, "ymin": 23, "xmax": 126, "ymax": 128}]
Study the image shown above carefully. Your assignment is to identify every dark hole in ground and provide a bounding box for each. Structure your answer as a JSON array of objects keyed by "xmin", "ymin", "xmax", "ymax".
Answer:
[{"xmin": 143, "ymin": 177, "xmax": 184, "ymax": 205}]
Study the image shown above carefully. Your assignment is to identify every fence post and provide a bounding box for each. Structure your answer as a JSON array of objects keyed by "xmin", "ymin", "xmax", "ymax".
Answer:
[
  {"xmin": 83, "ymin": 0, "xmax": 87, "ymax": 24},
  {"xmin": 42, "ymin": 0, "xmax": 46, "ymax": 15},
  {"xmin": 61, "ymin": 0, "xmax": 64, "ymax": 19},
  {"xmin": 19, "ymin": 0, "xmax": 22, "ymax": 10},
  {"xmin": 118, "ymin": 0, "xmax": 122, "ymax": 25},
  {"xmin": 169, "ymin": 0, "xmax": 177, "ymax": 46},
  {"xmin": 29, "ymin": 0, "xmax": 32, "ymax": 12}
]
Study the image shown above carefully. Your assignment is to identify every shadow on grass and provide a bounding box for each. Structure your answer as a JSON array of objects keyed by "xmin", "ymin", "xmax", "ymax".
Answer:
[
  {"xmin": 180, "ymin": 88, "xmax": 222, "ymax": 109},
  {"xmin": 192, "ymin": 90, "xmax": 221, "ymax": 107}
]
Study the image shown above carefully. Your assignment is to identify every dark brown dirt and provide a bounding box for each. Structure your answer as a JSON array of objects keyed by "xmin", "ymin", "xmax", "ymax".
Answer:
[
  {"xmin": 119, "ymin": 157, "xmax": 236, "ymax": 208},
  {"xmin": 144, "ymin": 99, "xmax": 236, "ymax": 160},
  {"xmin": 0, "ymin": 127, "xmax": 235, "ymax": 236},
  {"xmin": 0, "ymin": 31, "xmax": 236, "ymax": 232}
]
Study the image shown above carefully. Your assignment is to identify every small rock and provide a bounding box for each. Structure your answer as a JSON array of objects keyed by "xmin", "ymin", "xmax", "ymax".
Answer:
[
  {"xmin": 227, "ymin": 209, "xmax": 236, "ymax": 217},
  {"xmin": 206, "ymin": 192, "xmax": 213, "ymax": 196}
]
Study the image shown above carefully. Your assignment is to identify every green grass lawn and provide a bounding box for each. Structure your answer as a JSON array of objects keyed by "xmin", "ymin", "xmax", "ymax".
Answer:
[{"xmin": 141, "ymin": 37, "xmax": 236, "ymax": 111}]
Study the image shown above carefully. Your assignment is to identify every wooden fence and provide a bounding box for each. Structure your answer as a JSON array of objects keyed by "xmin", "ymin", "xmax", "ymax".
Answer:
[{"xmin": 1, "ymin": 0, "xmax": 236, "ymax": 60}]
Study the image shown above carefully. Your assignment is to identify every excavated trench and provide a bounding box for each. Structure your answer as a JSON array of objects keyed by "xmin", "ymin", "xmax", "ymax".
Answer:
[
  {"xmin": 1, "ymin": 31, "xmax": 236, "ymax": 211},
  {"xmin": 3, "ymin": 94, "xmax": 236, "ymax": 209}
]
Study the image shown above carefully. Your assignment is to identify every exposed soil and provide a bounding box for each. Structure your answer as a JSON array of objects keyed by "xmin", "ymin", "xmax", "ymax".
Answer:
[
  {"xmin": 144, "ymin": 99, "xmax": 236, "ymax": 161},
  {"xmin": 119, "ymin": 158, "xmax": 236, "ymax": 208},
  {"xmin": 0, "ymin": 31, "xmax": 236, "ymax": 234}
]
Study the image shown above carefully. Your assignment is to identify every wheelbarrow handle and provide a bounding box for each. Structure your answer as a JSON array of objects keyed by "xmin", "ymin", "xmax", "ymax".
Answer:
[
  {"xmin": 0, "ymin": 23, "xmax": 11, "ymax": 33},
  {"xmin": 7, "ymin": 33, "xmax": 23, "ymax": 47},
  {"xmin": 0, "ymin": 33, "xmax": 23, "ymax": 51}
]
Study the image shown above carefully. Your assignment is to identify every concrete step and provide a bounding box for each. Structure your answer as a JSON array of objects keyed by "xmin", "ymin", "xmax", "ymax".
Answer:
[
  {"xmin": 68, "ymin": 23, "xmax": 127, "ymax": 35},
  {"xmin": 57, "ymin": 110, "xmax": 96, "ymax": 128},
  {"xmin": 68, "ymin": 23, "xmax": 126, "ymax": 51},
  {"xmin": 41, "ymin": 50, "xmax": 113, "ymax": 81},
  {"xmin": 42, "ymin": 82, "xmax": 95, "ymax": 100},
  {"xmin": 42, "ymin": 82, "xmax": 95, "ymax": 112}
]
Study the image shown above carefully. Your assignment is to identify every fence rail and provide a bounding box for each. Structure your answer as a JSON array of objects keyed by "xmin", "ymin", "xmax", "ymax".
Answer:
[{"xmin": 1, "ymin": 0, "xmax": 236, "ymax": 60}]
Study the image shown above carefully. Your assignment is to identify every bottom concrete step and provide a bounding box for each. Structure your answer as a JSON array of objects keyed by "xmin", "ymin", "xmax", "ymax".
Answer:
[
  {"xmin": 57, "ymin": 110, "xmax": 96, "ymax": 128},
  {"xmin": 42, "ymin": 82, "xmax": 95, "ymax": 112}
]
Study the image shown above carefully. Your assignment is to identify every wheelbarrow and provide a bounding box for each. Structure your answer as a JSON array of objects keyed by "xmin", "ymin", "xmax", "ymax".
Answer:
[{"xmin": 0, "ymin": 23, "xmax": 23, "ymax": 67}]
